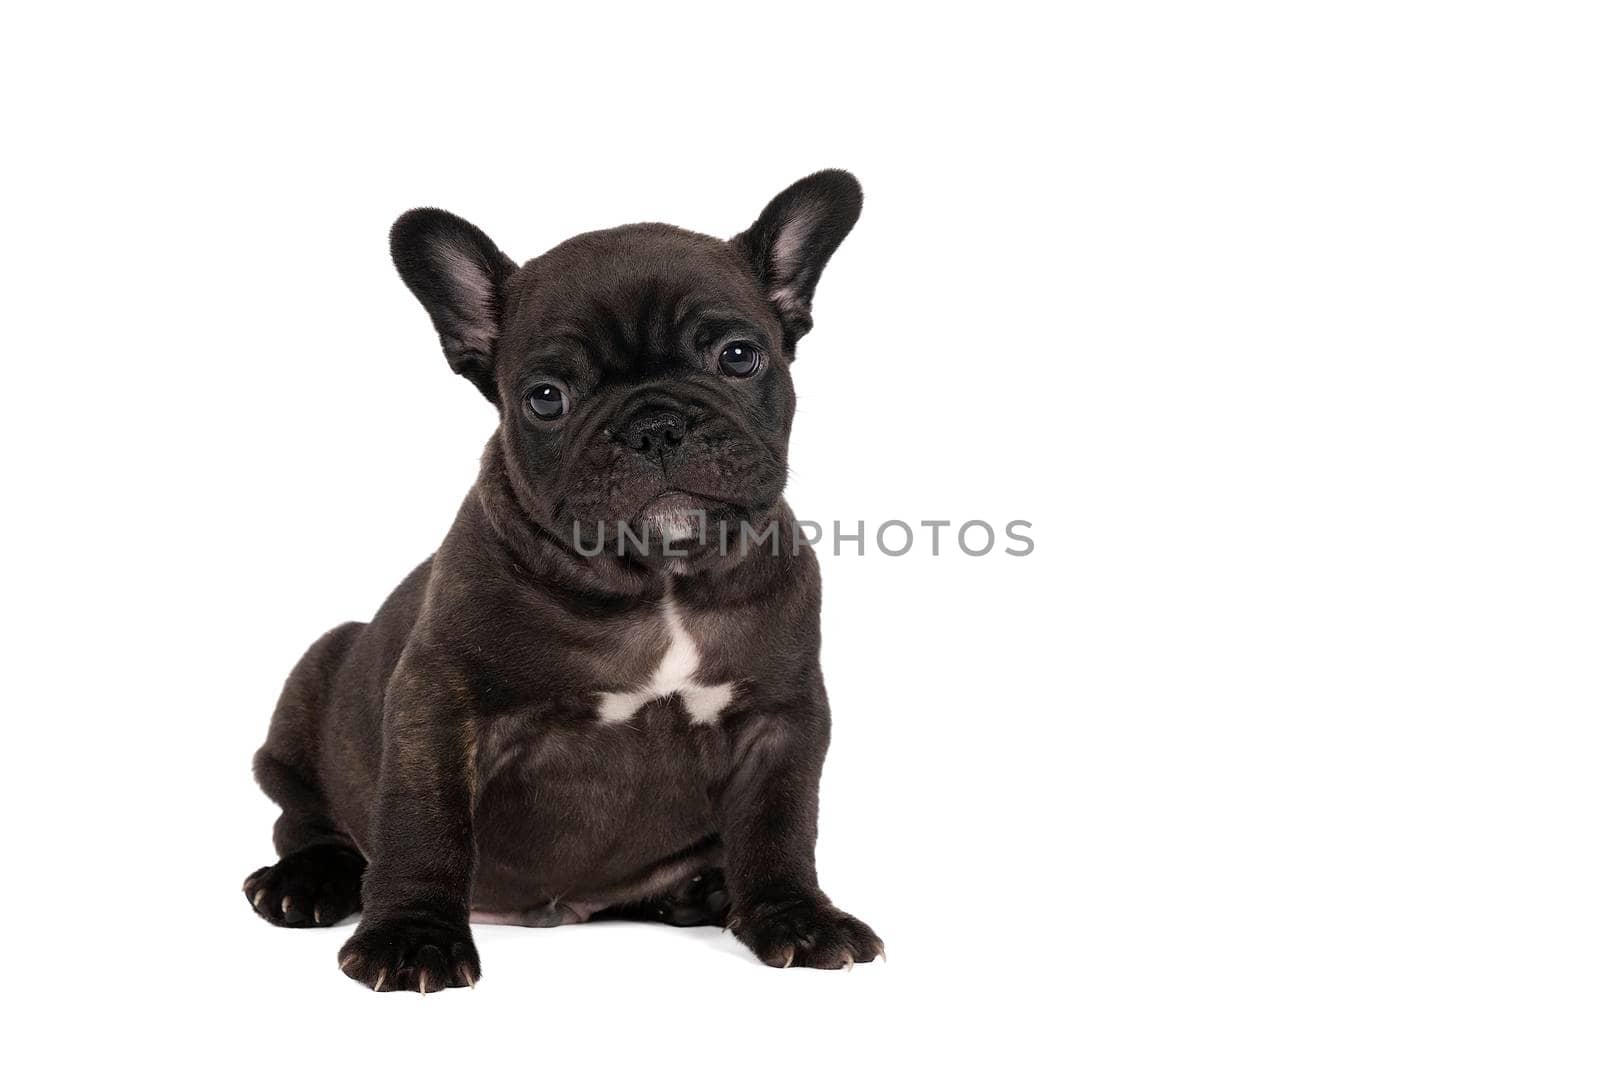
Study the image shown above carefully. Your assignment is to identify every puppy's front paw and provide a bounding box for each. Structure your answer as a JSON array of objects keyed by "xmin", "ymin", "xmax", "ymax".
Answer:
[
  {"xmin": 338, "ymin": 917, "xmax": 480, "ymax": 993},
  {"xmin": 732, "ymin": 897, "xmax": 884, "ymax": 969}
]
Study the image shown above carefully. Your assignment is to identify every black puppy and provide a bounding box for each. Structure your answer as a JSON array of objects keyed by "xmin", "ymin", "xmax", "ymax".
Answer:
[{"xmin": 244, "ymin": 171, "xmax": 882, "ymax": 992}]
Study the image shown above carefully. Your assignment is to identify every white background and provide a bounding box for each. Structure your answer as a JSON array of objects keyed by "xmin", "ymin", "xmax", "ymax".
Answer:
[{"xmin": 2, "ymin": 3, "xmax": 1595, "ymax": 1063}]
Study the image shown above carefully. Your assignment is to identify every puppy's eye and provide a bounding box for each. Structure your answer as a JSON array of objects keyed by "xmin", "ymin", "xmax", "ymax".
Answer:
[
  {"xmin": 718, "ymin": 342, "xmax": 762, "ymax": 378},
  {"xmin": 523, "ymin": 383, "xmax": 569, "ymax": 420}
]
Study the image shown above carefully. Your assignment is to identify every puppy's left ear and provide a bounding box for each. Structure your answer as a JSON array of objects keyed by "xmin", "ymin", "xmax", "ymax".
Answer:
[
  {"xmin": 734, "ymin": 169, "xmax": 863, "ymax": 347},
  {"xmin": 390, "ymin": 207, "xmax": 517, "ymax": 404}
]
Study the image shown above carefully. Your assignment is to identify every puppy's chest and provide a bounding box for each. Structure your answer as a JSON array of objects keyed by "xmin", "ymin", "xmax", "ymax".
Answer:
[{"xmin": 588, "ymin": 594, "xmax": 739, "ymax": 725}]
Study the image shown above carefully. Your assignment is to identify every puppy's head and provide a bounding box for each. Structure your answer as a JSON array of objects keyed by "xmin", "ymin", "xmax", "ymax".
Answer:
[{"xmin": 390, "ymin": 171, "xmax": 862, "ymax": 564}]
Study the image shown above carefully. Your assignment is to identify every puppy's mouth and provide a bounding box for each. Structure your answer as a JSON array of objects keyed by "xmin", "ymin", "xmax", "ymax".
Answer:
[
  {"xmin": 633, "ymin": 490, "xmax": 717, "ymax": 541},
  {"xmin": 632, "ymin": 488, "xmax": 765, "ymax": 544},
  {"xmin": 632, "ymin": 490, "xmax": 698, "ymax": 537}
]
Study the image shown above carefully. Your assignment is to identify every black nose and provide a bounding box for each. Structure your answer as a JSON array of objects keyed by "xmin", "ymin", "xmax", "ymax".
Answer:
[{"xmin": 620, "ymin": 408, "xmax": 689, "ymax": 457}]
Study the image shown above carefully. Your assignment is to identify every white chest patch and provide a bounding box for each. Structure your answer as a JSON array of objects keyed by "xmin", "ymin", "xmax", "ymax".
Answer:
[{"xmin": 595, "ymin": 595, "xmax": 734, "ymax": 725}]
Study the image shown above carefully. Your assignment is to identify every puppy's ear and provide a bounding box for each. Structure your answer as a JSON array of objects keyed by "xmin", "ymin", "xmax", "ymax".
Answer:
[
  {"xmin": 390, "ymin": 208, "xmax": 517, "ymax": 404},
  {"xmin": 734, "ymin": 169, "xmax": 863, "ymax": 346}
]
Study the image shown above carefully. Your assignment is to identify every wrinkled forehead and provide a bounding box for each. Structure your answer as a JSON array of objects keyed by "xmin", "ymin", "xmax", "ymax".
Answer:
[{"xmin": 503, "ymin": 224, "xmax": 775, "ymax": 362}]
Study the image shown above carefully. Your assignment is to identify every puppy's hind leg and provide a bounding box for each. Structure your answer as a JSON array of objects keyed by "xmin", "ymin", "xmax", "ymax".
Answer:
[
  {"xmin": 245, "ymin": 622, "xmax": 367, "ymax": 928},
  {"xmin": 243, "ymin": 841, "xmax": 366, "ymax": 927}
]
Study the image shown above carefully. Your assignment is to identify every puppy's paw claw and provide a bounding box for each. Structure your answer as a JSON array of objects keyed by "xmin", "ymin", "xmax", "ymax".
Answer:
[
  {"xmin": 732, "ymin": 897, "xmax": 884, "ymax": 970},
  {"xmin": 243, "ymin": 844, "xmax": 365, "ymax": 928},
  {"xmin": 338, "ymin": 919, "xmax": 480, "ymax": 994}
]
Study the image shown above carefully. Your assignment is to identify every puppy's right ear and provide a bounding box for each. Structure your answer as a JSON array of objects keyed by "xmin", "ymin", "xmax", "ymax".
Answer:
[{"xmin": 390, "ymin": 208, "xmax": 517, "ymax": 404}]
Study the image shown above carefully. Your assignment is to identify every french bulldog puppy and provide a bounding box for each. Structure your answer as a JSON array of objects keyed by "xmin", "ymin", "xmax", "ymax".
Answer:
[{"xmin": 244, "ymin": 171, "xmax": 882, "ymax": 992}]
